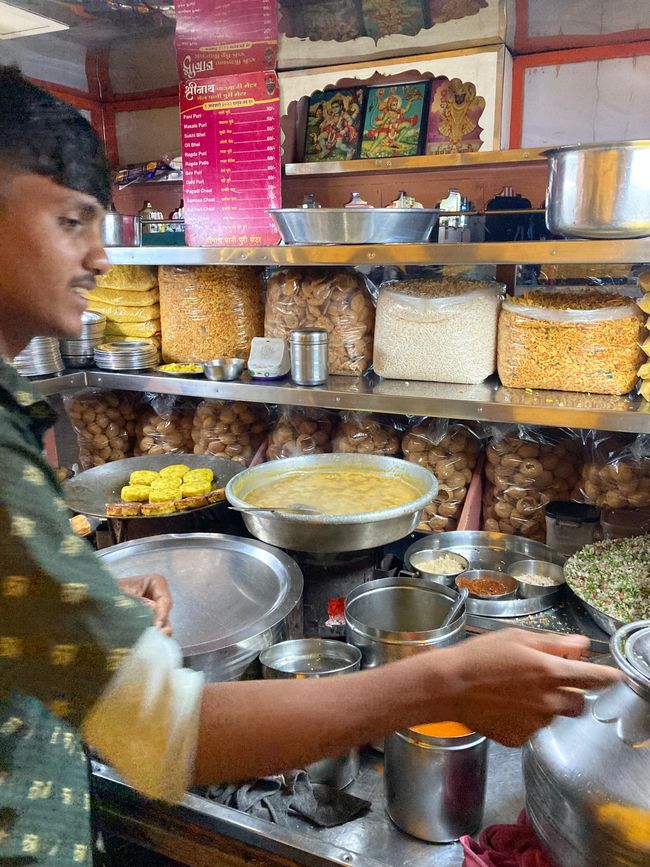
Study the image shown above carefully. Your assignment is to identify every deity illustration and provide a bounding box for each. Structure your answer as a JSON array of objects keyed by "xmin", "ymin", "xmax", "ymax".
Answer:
[
  {"xmin": 304, "ymin": 89, "xmax": 364, "ymax": 162},
  {"xmin": 361, "ymin": 83, "xmax": 427, "ymax": 159},
  {"xmin": 426, "ymin": 77, "xmax": 485, "ymax": 154}
]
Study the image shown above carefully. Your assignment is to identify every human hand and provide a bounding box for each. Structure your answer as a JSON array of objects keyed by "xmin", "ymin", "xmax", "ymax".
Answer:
[
  {"xmin": 435, "ymin": 629, "xmax": 622, "ymax": 747},
  {"xmin": 116, "ymin": 574, "xmax": 173, "ymax": 636}
]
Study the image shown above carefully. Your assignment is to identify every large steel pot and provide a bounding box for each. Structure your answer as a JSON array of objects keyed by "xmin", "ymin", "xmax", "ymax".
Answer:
[
  {"xmin": 345, "ymin": 577, "xmax": 466, "ymax": 667},
  {"xmin": 544, "ymin": 140, "xmax": 650, "ymax": 239},
  {"xmin": 226, "ymin": 454, "xmax": 437, "ymax": 553},
  {"xmin": 97, "ymin": 533, "xmax": 303, "ymax": 682},
  {"xmin": 523, "ymin": 620, "xmax": 650, "ymax": 866}
]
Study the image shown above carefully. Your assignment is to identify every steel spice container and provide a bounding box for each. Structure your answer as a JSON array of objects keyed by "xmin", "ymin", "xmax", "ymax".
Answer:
[
  {"xmin": 260, "ymin": 638, "xmax": 361, "ymax": 788},
  {"xmin": 385, "ymin": 726, "xmax": 488, "ymax": 842},
  {"xmin": 523, "ymin": 620, "xmax": 650, "ymax": 866},
  {"xmin": 544, "ymin": 140, "xmax": 650, "ymax": 239},
  {"xmin": 290, "ymin": 328, "xmax": 328, "ymax": 386},
  {"xmin": 345, "ymin": 577, "xmax": 466, "ymax": 667}
]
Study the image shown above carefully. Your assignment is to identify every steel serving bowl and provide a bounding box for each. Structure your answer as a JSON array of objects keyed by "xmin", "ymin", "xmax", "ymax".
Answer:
[
  {"xmin": 544, "ymin": 140, "xmax": 650, "ymax": 239},
  {"xmin": 455, "ymin": 570, "xmax": 518, "ymax": 600},
  {"xmin": 204, "ymin": 358, "xmax": 246, "ymax": 381},
  {"xmin": 101, "ymin": 213, "xmax": 141, "ymax": 247},
  {"xmin": 269, "ymin": 208, "xmax": 440, "ymax": 245},
  {"xmin": 510, "ymin": 559, "xmax": 565, "ymax": 599},
  {"xmin": 407, "ymin": 549, "xmax": 469, "ymax": 586},
  {"xmin": 225, "ymin": 453, "xmax": 437, "ymax": 553}
]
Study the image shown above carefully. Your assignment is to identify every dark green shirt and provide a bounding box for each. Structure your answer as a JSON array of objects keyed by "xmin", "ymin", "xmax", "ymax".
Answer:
[{"xmin": 0, "ymin": 360, "xmax": 151, "ymax": 864}]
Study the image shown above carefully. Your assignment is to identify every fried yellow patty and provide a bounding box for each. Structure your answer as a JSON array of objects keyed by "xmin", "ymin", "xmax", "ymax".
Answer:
[
  {"xmin": 159, "ymin": 464, "xmax": 190, "ymax": 480},
  {"xmin": 129, "ymin": 470, "xmax": 159, "ymax": 486},
  {"xmin": 121, "ymin": 484, "xmax": 151, "ymax": 502}
]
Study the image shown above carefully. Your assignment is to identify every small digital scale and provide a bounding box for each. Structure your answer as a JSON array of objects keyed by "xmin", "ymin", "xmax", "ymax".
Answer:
[{"xmin": 247, "ymin": 337, "xmax": 291, "ymax": 380}]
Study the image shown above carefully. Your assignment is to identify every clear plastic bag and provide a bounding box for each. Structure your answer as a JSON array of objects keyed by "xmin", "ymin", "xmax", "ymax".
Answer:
[
  {"xmin": 86, "ymin": 300, "xmax": 160, "ymax": 323},
  {"xmin": 267, "ymin": 407, "xmax": 335, "ymax": 460},
  {"xmin": 579, "ymin": 432, "xmax": 650, "ymax": 510},
  {"xmin": 105, "ymin": 320, "xmax": 161, "ymax": 339},
  {"xmin": 191, "ymin": 400, "xmax": 268, "ymax": 467},
  {"xmin": 483, "ymin": 425, "xmax": 583, "ymax": 542},
  {"xmin": 497, "ymin": 289, "xmax": 645, "ymax": 395},
  {"xmin": 332, "ymin": 412, "xmax": 401, "ymax": 456},
  {"xmin": 63, "ymin": 389, "xmax": 137, "ymax": 470},
  {"xmin": 95, "ymin": 265, "xmax": 158, "ymax": 292},
  {"xmin": 264, "ymin": 267, "xmax": 375, "ymax": 376},
  {"xmin": 134, "ymin": 394, "xmax": 196, "ymax": 456},
  {"xmin": 402, "ymin": 419, "xmax": 482, "ymax": 533},
  {"xmin": 159, "ymin": 266, "xmax": 264, "ymax": 363},
  {"xmin": 373, "ymin": 278, "xmax": 503, "ymax": 384}
]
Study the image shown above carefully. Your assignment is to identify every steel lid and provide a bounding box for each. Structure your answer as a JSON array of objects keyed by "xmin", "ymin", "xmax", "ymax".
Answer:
[
  {"xmin": 611, "ymin": 620, "xmax": 650, "ymax": 699},
  {"xmin": 97, "ymin": 532, "xmax": 303, "ymax": 656},
  {"xmin": 290, "ymin": 328, "xmax": 328, "ymax": 344}
]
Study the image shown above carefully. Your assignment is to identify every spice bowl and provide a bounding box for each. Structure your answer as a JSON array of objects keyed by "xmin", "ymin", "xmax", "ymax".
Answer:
[
  {"xmin": 408, "ymin": 549, "xmax": 469, "ymax": 586},
  {"xmin": 455, "ymin": 570, "xmax": 518, "ymax": 600},
  {"xmin": 204, "ymin": 358, "xmax": 246, "ymax": 381},
  {"xmin": 510, "ymin": 560, "xmax": 565, "ymax": 598}
]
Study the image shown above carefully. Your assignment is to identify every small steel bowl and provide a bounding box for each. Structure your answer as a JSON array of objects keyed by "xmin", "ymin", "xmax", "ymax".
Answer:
[
  {"xmin": 455, "ymin": 570, "xmax": 518, "ymax": 600},
  {"xmin": 204, "ymin": 358, "xmax": 246, "ymax": 381},
  {"xmin": 510, "ymin": 560, "xmax": 565, "ymax": 598},
  {"xmin": 408, "ymin": 549, "xmax": 469, "ymax": 586}
]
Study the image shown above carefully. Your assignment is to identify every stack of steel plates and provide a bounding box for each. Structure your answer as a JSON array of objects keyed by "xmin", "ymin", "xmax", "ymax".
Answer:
[
  {"xmin": 94, "ymin": 340, "xmax": 159, "ymax": 371},
  {"xmin": 13, "ymin": 337, "xmax": 64, "ymax": 376},
  {"xmin": 60, "ymin": 311, "xmax": 106, "ymax": 367}
]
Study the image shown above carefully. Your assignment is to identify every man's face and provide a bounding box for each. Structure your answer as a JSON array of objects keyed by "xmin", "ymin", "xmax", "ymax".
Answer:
[{"xmin": 0, "ymin": 174, "xmax": 108, "ymax": 350}]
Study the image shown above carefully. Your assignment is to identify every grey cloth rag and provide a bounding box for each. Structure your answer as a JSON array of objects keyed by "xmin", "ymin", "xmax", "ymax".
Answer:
[{"xmin": 203, "ymin": 770, "xmax": 371, "ymax": 828}]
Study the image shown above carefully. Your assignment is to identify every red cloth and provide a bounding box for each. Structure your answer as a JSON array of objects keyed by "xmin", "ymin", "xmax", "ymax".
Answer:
[{"xmin": 460, "ymin": 810, "xmax": 553, "ymax": 867}]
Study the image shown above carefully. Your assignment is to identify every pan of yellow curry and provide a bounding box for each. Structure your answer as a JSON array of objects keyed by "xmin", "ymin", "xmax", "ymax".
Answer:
[{"xmin": 226, "ymin": 454, "xmax": 438, "ymax": 552}]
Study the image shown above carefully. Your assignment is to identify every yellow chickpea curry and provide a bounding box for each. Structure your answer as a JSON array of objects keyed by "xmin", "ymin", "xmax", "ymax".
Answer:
[{"xmin": 244, "ymin": 469, "xmax": 421, "ymax": 516}]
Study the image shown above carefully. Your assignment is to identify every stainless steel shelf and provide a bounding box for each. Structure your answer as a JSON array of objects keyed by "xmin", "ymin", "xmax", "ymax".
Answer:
[
  {"xmin": 36, "ymin": 371, "xmax": 650, "ymax": 434},
  {"xmin": 284, "ymin": 147, "xmax": 547, "ymax": 177},
  {"xmin": 106, "ymin": 238, "xmax": 650, "ymax": 266}
]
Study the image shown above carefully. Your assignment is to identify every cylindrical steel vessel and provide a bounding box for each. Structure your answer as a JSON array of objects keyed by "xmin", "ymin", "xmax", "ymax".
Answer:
[
  {"xmin": 260, "ymin": 639, "xmax": 361, "ymax": 788},
  {"xmin": 101, "ymin": 213, "xmax": 141, "ymax": 246},
  {"xmin": 290, "ymin": 328, "xmax": 328, "ymax": 386},
  {"xmin": 345, "ymin": 577, "xmax": 466, "ymax": 667},
  {"xmin": 544, "ymin": 140, "xmax": 650, "ymax": 239},
  {"xmin": 385, "ymin": 726, "xmax": 488, "ymax": 842}
]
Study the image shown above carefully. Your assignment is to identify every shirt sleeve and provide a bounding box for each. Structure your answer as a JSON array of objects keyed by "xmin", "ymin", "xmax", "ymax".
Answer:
[
  {"xmin": 0, "ymin": 416, "xmax": 152, "ymax": 728},
  {"xmin": 81, "ymin": 628, "xmax": 204, "ymax": 803}
]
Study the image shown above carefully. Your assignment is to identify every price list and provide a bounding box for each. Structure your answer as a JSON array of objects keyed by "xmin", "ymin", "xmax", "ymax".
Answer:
[
  {"xmin": 180, "ymin": 72, "xmax": 281, "ymax": 247},
  {"xmin": 175, "ymin": 0, "xmax": 277, "ymax": 78}
]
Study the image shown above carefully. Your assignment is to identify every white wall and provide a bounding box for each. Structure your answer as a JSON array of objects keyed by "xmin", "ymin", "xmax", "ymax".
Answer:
[
  {"xmin": 115, "ymin": 105, "xmax": 181, "ymax": 163},
  {"xmin": 1, "ymin": 33, "xmax": 88, "ymax": 90}
]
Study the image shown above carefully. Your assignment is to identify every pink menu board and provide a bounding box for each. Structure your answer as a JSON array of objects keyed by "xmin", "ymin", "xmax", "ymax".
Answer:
[
  {"xmin": 175, "ymin": 0, "xmax": 277, "ymax": 80},
  {"xmin": 180, "ymin": 71, "xmax": 281, "ymax": 247}
]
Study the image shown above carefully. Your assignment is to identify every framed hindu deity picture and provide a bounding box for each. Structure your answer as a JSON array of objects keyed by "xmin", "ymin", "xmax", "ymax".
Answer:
[
  {"xmin": 303, "ymin": 88, "xmax": 366, "ymax": 162},
  {"xmin": 425, "ymin": 76, "xmax": 485, "ymax": 154},
  {"xmin": 360, "ymin": 81, "xmax": 430, "ymax": 159}
]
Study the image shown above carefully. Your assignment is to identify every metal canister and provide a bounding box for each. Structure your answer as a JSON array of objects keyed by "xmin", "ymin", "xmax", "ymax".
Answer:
[
  {"xmin": 259, "ymin": 638, "xmax": 361, "ymax": 788},
  {"xmin": 385, "ymin": 726, "xmax": 488, "ymax": 842},
  {"xmin": 290, "ymin": 328, "xmax": 328, "ymax": 386}
]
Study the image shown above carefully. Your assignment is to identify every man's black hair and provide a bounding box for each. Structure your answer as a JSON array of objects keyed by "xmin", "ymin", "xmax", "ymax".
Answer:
[{"xmin": 0, "ymin": 65, "xmax": 110, "ymax": 207}]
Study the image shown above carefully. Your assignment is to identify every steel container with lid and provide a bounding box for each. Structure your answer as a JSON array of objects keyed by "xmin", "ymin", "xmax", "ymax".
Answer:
[
  {"xmin": 385, "ymin": 725, "xmax": 488, "ymax": 842},
  {"xmin": 524, "ymin": 620, "xmax": 650, "ymax": 866},
  {"xmin": 544, "ymin": 500, "xmax": 600, "ymax": 556},
  {"xmin": 290, "ymin": 328, "xmax": 328, "ymax": 386},
  {"xmin": 345, "ymin": 577, "xmax": 466, "ymax": 668},
  {"xmin": 260, "ymin": 639, "xmax": 361, "ymax": 788}
]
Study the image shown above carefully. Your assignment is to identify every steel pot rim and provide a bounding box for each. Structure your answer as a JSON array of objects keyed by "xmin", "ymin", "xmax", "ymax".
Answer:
[
  {"xmin": 393, "ymin": 727, "xmax": 486, "ymax": 749},
  {"xmin": 345, "ymin": 576, "xmax": 465, "ymax": 643},
  {"xmin": 542, "ymin": 139, "xmax": 650, "ymax": 157}
]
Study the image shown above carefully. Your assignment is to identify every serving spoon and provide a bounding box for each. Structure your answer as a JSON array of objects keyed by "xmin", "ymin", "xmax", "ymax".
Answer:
[
  {"xmin": 229, "ymin": 503, "xmax": 322, "ymax": 516},
  {"xmin": 440, "ymin": 587, "xmax": 469, "ymax": 628}
]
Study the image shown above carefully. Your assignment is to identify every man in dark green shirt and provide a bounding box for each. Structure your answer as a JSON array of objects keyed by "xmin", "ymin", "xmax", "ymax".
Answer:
[{"xmin": 0, "ymin": 66, "xmax": 620, "ymax": 865}]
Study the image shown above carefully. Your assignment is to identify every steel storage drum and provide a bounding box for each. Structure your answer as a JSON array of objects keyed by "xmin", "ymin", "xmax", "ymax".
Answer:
[
  {"xmin": 544, "ymin": 140, "xmax": 650, "ymax": 239},
  {"xmin": 97, "ymin": 533, "xmax": 303, "ymax": 681},
  {"xmin": 385, "ymin": 727, "xmax": 487, "ymax": 842}
]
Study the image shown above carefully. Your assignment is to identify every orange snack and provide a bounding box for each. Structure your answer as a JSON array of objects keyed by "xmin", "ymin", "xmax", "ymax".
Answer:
[{"xmin": 410, "ymin": 721, "xmax": 474, "ymax": 738}]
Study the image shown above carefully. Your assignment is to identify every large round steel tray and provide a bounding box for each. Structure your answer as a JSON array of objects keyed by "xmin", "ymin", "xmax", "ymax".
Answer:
[
  {"xmin": 97, "ymin": 533, "xmax": 303, "ymax": 681},
  {"xmin": 64, "ymin": 454, "xmax": 242, "ymax": 520},
  {"xmin": 405, "ymin": 531, "xmax": 565, "ymax": 618}
]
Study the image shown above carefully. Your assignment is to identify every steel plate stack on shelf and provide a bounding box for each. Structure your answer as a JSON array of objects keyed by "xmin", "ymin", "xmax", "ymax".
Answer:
[
  {"xmin": 94, "ymin": 340, "xmax": 159, "ymax": 371},
  {"xmin": 13, "ymin": 337, "xmax": 64, "ymax": 376}
]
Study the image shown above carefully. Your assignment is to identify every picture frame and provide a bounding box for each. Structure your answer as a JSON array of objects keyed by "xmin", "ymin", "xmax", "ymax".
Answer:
[
  {"xmin": 360, "ymin": 81, "xmax": 430, "ymax": 159},
  {"xmin": 303, "ymin": 87, "xmax": 366, "ymax": 162},
  {"xmin": 425, "ymin": 76, "xmax": 486, "ymax": 154}
]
